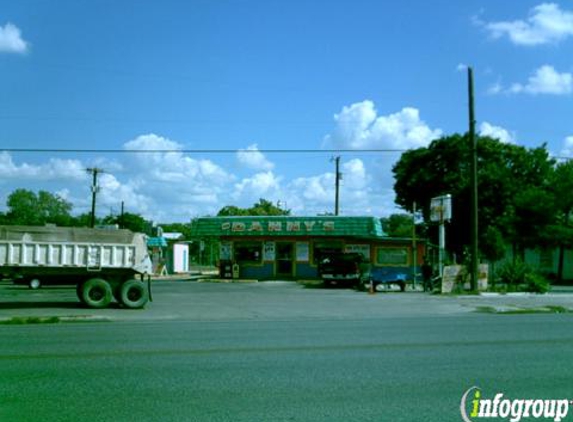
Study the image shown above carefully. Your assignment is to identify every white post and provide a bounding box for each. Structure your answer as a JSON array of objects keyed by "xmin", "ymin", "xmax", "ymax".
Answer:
[{"xmin": 439, "ymin": 220, "xmax": 445, "ymax": 277}]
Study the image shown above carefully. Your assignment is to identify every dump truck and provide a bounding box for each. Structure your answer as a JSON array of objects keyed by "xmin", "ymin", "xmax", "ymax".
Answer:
[{"xmin": 0, "ymin": 225, "xmax": 153, "ymax": 309}]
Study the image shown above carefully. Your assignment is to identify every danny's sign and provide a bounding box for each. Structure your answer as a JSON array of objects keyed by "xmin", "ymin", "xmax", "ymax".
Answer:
[{"xmin": 221, "ymin": 220, "xmax": 335, "ymax": 234}]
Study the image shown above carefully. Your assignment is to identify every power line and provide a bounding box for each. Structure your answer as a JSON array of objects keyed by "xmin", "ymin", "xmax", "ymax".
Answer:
[
  {"xmin": 2, "ymin": 147, "xmax": 571, "ymax": 161},
  {"xmin": 0, "ymin": 148, "xmax": 407, "ymax": 154}
]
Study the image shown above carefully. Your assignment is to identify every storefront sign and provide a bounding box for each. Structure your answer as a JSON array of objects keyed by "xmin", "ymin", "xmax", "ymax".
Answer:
[
  {"xmin": 263, "ymin": 241, "xmax": 276, "ymax": 261},
  {"xmin": 221, "ymin": 220, "xmax": 335, "ymax": 234},
  {"xmin": 345, "ymin": 244, "xmax": 370, "ymax": 258}
]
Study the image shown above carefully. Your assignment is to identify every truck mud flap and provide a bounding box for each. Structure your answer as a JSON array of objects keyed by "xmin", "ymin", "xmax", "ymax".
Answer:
[{"xmin": 147, "ymin": 274, "xmax": 153, "ymax": 302}]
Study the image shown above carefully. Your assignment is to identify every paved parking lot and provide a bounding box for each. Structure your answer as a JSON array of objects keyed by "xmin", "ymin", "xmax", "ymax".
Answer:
[{"xmin": 2, "ymin": 279, "xmax": 573, "ymax": 323}]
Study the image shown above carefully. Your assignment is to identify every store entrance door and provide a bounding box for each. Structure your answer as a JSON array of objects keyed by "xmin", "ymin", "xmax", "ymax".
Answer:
[{"xmin": 276, "ymin": 243, "xmax": 294, "ymax": 278}]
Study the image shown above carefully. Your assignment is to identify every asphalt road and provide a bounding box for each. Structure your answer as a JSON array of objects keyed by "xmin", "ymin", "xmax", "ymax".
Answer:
[{"xmin": 1, "ymin": 281, "xmax": 573, "ymax": 422}]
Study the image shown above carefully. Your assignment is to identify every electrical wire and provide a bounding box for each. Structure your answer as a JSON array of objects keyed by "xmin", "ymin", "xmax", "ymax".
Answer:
[{"xmin": 0, "ymin": 148, "xmax": 407, "ymax": 154}]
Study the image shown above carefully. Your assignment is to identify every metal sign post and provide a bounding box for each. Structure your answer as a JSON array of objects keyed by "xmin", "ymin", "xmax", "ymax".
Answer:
[{"xmin": 430, "ymin": 194, "xmax": 452, "ymax": 278}]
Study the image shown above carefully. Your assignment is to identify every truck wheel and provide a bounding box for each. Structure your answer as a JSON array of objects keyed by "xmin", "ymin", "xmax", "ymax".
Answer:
[
  {"xmin": 119, "ymin": 279, "xmax": 149, "ymax": 309},
  {"xmin": 82, "ymin": 278, "xmax": 112, "ymax": 309},
  {"xmin": 29, "ymin": 279, "xmax": 41, "ymax": 290}
]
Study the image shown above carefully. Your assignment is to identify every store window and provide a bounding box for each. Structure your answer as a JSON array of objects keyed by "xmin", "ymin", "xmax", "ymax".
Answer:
[
  {"xmin": 234, "ymin": 241, "xmax": 262, "ymax": 264},
  {"xmin": 376, "ymin": 247, "xmax": 409, "ymax": 266}
]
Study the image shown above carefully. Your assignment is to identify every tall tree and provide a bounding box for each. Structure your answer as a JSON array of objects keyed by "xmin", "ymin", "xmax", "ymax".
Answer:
[
  {"xmin": 381, "ymin": 214, "xmax": 415, "ymax": 238},
  {"xmin": 102, "ymin": 212, "xmax": 152, "ymax": 234},
  {"xmin": 393, "ymin": 134, "xmax": 556, "ymax": 260},
  {"xmin": 249, "ymin": 198, "xmax": 291, "ymax": 216},
  {"xmin": 547, "ymin": 161, "xmax": 573, "ymax": 281},
  {"xmin": 5, "ymin": 189, "xmax": 73, "ymax": 226},
  {"xmin": 217, "ymin": 199, "xmax": 290, "ymax": 216}
]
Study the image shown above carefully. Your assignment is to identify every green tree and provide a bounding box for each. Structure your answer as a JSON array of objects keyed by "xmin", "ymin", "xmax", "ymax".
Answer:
[
  {"xmin": 249, "ymin": 199, "xmax": 290, "ymax": 216},
  {"xmin": 70, "ymin": 212, "xmax": 94, "ymax": 228},
  {"xmin": 217, "ymin": 205, "xmax": 248, "ymax": 216},
  {"xmin": 5, "ymin": 189, "xmax": 73, "ymax": 226},
  {"xmin": 393, "ymin": 134, "xmax": 556, "ymax": 260},
  {"xmin": 217, "ymin": 199, "xmax": 290, "ymax": 216},
  {"xmin": 547, "ymin": 161, "xmax": 573, "ymax": 281},
  {"xmin": 381, "ymin": 214, "xmax": 415, "ymax": 237},
  {"xmin": 102, "ymin": 212, "xmax": 151, "ymax": 234}
]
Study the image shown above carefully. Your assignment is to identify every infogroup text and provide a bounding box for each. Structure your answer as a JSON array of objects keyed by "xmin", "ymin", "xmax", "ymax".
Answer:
[{"xmin": 460, "ymin": 387, "xmax": 571, "ymax": 422}]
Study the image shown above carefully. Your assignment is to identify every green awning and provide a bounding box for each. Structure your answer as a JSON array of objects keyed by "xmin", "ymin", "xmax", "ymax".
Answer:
[{"xmin": 147, "ymin": 237, "xmax": 167, "ymax": 247}]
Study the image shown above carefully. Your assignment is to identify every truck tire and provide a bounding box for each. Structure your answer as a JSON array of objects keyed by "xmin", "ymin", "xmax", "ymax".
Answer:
[
  {"xmin": 119, "ymin": 279, "xmax": 149, "ymax": 309},
  {"xmin": 82, "ymin": 278, "xmax": 112, "ymax": 309}
]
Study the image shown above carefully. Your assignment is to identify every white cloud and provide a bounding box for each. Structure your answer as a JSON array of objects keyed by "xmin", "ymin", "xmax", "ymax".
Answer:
[
  {"xmin": 491, "ymin": 65, "xmax": 572, "ymax": 95},
  {"xmin": 323, "ymin": 100, "xmax": 441, "ymax": 150},
  {"xmin": 456, "ymin": 63, "xmax": 468, "ymax": 72},
  {"xmin": 95, "ymin": 173, "xmax": 151, "ymax": 213},
  {"xmin": 560, "ymin": 136, "xmax": 573, "ymax": 157},
  {"xmin": 124, "ymin": 133, "xmax": 231, "ymax": 185},
  {"xmin": 284, "ymin": 158, "xmax": 377, "ymax": 215},
  {"xmin": 486, "ymin": 82, "xmax": 503, "ymax": 95},
  {"xmin": 512, "ymin": 65, "xmax": 572, "ymax": 95},
  {"xmin": 479, "ymin": 122, "xmax": 516, "ymax": 144},
  {"xmin": 0, "ymin": 152, "xmax": 85, "ymax": 180},
  {"xmin": 0, "ymin": 22, "xmax": 28, "ymax": 54},
  {"xmin": 119, "ymin": 133, "xmax": 235, "ymax": 220},
  {"xmin": 233, "ymin": 171, "xmax": 281, "ymax": 201},
  {"xmin": 237, "ymin": 144, "xmax": 274, "ymax": 171},
  {"xmin": 484, "ymin": 3, "xmax": 573, "ymax": 46},
  {"xmin": 0, "ymin": 134, "xmax": 240, "ymax": 222},
  {"xmin": 0, "ymin": 124, "xmax": 417, "ymax": 221}
]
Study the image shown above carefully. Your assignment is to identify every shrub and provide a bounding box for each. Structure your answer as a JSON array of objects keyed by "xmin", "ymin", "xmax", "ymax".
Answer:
[
  {"xmin": 496, "ymin": 260, "xmax": 529, "ymax": 291},
  {"xmin": 495, "ymin": 260, "xmax": 550, "ymax": 293},
  {"xmin": 524, "ymin": 272, "xmax": 550, "ymax": 294}
]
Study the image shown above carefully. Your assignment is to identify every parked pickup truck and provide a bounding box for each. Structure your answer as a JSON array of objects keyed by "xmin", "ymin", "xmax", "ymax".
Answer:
[{"xmin": 318, "ymin": 252, "xmax": 370, "ymax": 287}]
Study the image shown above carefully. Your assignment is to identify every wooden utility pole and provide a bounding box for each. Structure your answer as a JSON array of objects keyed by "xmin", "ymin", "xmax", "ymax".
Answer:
[
  {"xmin": 120, "ymin": 201, "xmax": 125, "ymax": 229},
  {"xmin": 412, "ymin": 201, "xmax": 417, "ymax": 289},
  {"xmin": 468, "ymin": 67, "xmax": 479, "ymax": 292},
  {"xmin": 87, "ymin": 167, "xmax": 103, "ymax": 228},
  {"xmin": 334, "ymin": 156, "xmax": 341, "ymax": 216}
]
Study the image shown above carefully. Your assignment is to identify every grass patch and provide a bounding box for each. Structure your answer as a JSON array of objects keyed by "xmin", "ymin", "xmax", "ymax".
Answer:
[
  {"xmin": 475, "ymin": 305, "xmax": 570, "ymax": 315},
  {"xmin": 0, "ymin": 315, "xmax": 111, "ymax": 325},
  {"xmin": 1, "ymin": 316, "xmax": 61, "ymax": 325}
]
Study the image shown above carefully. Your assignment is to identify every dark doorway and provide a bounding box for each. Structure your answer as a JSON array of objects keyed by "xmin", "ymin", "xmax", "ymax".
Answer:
[{"xmin": 276, "ymin": 243, "xmax": 294, "ymax": 278}]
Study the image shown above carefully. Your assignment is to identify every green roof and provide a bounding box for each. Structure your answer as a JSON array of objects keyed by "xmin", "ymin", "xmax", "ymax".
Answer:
[{"xmin": 191, "ymin": 216, "xmax": 386, "ymax": 239}]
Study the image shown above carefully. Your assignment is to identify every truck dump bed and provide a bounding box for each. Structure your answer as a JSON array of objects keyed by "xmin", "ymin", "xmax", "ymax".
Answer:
[{"xmin": 0, "ymin": 225, "xmax": 151, "ymax": 276}]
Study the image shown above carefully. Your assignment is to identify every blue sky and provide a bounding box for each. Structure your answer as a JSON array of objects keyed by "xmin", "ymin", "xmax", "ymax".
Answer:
[{"xmin": 1, "ymin": 1, "xmax": 573, "ymax": 222}]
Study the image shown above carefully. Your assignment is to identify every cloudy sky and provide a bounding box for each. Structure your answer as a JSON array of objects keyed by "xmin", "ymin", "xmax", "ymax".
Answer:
[{"xmin": 1, "ymin": 1, "xmax": 573, "ymax": 222}]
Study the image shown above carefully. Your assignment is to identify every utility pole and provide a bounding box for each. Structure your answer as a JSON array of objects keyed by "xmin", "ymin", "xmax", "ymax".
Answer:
[
  {"xmin": 468, "ymin": 67, "xmax": 479, "ymax": 292},
  {"xmin": 120, "ymin": 201, "xmax": 125, "ymax": 229},
  {"xmin": 333, "ymin": 156, "xmax": 341, "ymax": 216},
  {"xmin": 87, "ymin": 167, "xmax": 104, "ymax": 228},
  {"xmin": 412, "ymin": 201, "xmax": 417, "ymax": 289}
]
